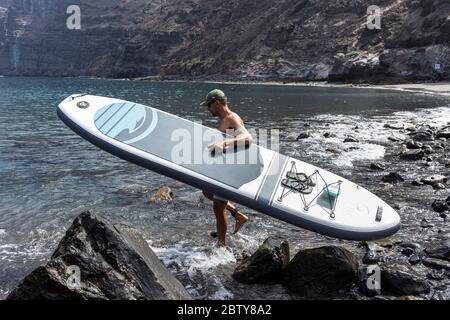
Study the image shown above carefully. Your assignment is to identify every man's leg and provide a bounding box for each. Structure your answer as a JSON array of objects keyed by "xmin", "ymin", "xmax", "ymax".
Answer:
[{"xmin": 213, "ymin": 200, "xmax": 228, "ymax": 246}]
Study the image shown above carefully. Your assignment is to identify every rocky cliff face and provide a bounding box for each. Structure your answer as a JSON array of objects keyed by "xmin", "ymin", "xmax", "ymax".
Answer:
[{"xmin": 0, "ymin": 0, "xmax": 448, "ymax": 82}]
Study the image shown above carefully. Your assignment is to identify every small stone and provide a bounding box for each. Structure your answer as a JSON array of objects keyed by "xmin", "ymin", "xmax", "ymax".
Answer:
[
  {"xmin": 370, "ymin": 163, "xmax": 386, "ymax": 171},
  {"xmin": 323, "ymin": 132, "xmax": 332, "ymax": 138},
  {"xmin": 434, "ymin": 183, "xmax": 447, "ymax": 190},
  {"xmin": 408, "ymin": 254, "xmax": 422, "ymax": 265},
  {"xmin": 423, "ymin": 145, "xmax": 433, "ymax": 154},
  {"xmin": 446, "ymin": 196, "xmax": 450, "ymax": 206},
  {"xmin": 432, "ymin": 200, "xmax": 449, "ymax": 213},
  {"xmin": 427, "ymin": 270, "xmax": 445, "ymax": 280},
  {"xmin": 436, "ymin": 129, "xmax": 450, "ymax": 139},
  {"xmin": 303, "ymin": 123, "xmax": 311, "ymax": 128},
  {"xmin": 440, "ymin": 213, "xmax": 447, "ymax": 219},
  {"xmin": 401, "ymin": 248, "xmax": 415, "ymax": 256},
  {"xmin": 399, "ymin": 150, "xmax": 424, "ymax": 161},
  {"xmin": 406, "ymin": 140, "xmax": 423, "ymax": 149},
  {"xmin": 426, "ymin": 157, "xmax": 433, "ymax": 162},
  {"xmin": 382, "ymin": 172, "xmax": 405, "ymax": 184},
  {"xmin": 363, "ymin": 251, "xmax": 386, "ymax": 264},
  {"xmin": 405, "ymin": 125, "xmax": 417, "ymax": 132},
  {"xmin": 420, "ymin": 218, "xmax": 433, "ymax": 228},
  {"xmin": 412, "ymin": 179, "xmax": 425, "ymax": 186},
  {"xmin": 421, "ymin": 175, "xmax": 448, "ymax": 185},
  {"xmin": 344, "ymin": 135, "xmax": 359, "ymax": 143},
  {"xmin": 325, "ymin": 147, "xmax": 342, "ymax": 154},
  {"xmin": 388, "ymin": 136, "xmax": 402, "ymax": 142},
  {"xmin": 422, "ymin": 257, "xmax": 450, "ymax": 271},
  {"xmin": 296, "ymin": 132, "xmax": 311, "ymax": 140},
  {"xmin": 149, "ymin": 186, "xmax": 175, "ymax": 203},
  {"xmin": 425, "ymin": 240, "xmax": 450, "ymax": 261},
  {"xmin": 399, "ymin": 242, "xmax": 422, "ymax": 250}
]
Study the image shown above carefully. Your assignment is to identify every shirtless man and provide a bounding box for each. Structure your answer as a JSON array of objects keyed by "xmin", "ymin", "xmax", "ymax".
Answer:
[{"xmin": 200, "ymin": 89, "xmax": 252, "ymax": 247}]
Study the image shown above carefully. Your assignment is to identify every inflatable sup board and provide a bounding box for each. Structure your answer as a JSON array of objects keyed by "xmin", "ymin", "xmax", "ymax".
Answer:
[{"xmin": 57, "ymin": 94, "xmax": 400, "ymax": 240}]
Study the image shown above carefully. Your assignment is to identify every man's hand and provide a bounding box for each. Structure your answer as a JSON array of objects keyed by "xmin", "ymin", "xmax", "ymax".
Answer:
[{"xmin": 208, "ymin": 141, "xmax": 225, "ymax": 153}]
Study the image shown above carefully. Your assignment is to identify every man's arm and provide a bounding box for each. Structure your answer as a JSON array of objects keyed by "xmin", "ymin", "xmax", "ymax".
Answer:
[{"xmin": 221, "ymin": 115, "xmax": 253, "ymax": 149}]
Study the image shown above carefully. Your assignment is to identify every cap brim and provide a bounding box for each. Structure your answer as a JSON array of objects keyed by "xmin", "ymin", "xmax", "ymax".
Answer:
[{"xmin": 200, "ymin": 101, "xmax": 209, "ymax": 106}]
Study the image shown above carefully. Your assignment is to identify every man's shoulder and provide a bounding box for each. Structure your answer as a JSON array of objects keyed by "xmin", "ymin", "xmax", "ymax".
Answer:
[{"xmin": 226, "ymin": 112, "xmax": 244, "ymax": 124}]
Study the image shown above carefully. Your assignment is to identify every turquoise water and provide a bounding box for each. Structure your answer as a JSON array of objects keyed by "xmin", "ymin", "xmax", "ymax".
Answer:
[{"xmin": 0, "ymin": 77, "xmax": 449, "ymax": 299}]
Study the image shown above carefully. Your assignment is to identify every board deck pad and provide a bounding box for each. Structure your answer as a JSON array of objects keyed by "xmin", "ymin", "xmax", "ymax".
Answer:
[
  {"xmin": 94, "ymin": 102, "xmax": 264, "ymax": 189},
  {"xmin": 58, "ymin": 94, "xmax": 401, "ymax": 241}
]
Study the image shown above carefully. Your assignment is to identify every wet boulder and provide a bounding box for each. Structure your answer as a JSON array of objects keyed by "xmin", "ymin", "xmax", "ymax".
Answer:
[
  {"xmin": 370, "ymin": 162, "xmax": 386, "ymax": 171},
  {"xmin": 422, "ymin": 257, "xmax": 450, "ymax": 271},
  {"xmin": 436, "ymin": 127, "xmax": 450, "ymax": 139},
  {"xmin": 284, "ymin": 246, "xmax": 358, "ymax": 297},
  {"xmin": 149, "ymin": 186, "xmax": 175, "ymax": 203},
  {"xmin": 381, "ymin": 172, "xmax": 404, "ymax": 184},
  {"xmin": 406, "ymin": 140, "xmax": 423, "ymax": 149},
  {"xmin": 424, "ymin": 240, "xmax": 450, "ymax": 261},
  {"xmin": 421, "ymin": 175, "xmax": 448, "ymax": 186},
  {"xmin": 233, "ymin": 236, "xmax": 289, "ymax": 284},
  {"xmin": 399, "ymin": 150, "xmax": 424, "ymax": 161},
  {"xmin": 384, "ymin": 123, "xmax": 404, "ymax": 130},
  {"xmin": 409, "ymin": 131, "xmax": 434, "ymax": 141},
  {"xmin": 344, "ymin": 135, "xmax": 359, "ymax": 143},
  {"xmin": 296, "ymin": 132, "xmax": 311, "ymax": 140},
  {"xmin": 432, "ymin": 200, "xmax": 449, "ymax": 213},
  {"xmin": 7, "ymin": 211, "xmax": 191, "ymax": 300},
  {"xmin": 380, "ymin": 263, "xmax": 430, "ymax": 296}
]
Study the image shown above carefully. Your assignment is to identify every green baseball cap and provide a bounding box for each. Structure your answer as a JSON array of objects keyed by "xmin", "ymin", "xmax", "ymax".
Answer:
[{"xmin": 200, "ymin": 89, "xmax": 227, "ymax": 106}]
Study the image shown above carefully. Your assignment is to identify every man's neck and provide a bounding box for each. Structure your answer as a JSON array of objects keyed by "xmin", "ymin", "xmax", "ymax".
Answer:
[{"xmin": 218, "ymin": 106, "xmax": 231, "ymax": 120}]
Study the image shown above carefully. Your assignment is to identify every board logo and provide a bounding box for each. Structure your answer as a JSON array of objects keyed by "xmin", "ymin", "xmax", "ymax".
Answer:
[{"xmin": 77, "ymin": 101, "xmax": 90, "ymax": 109}]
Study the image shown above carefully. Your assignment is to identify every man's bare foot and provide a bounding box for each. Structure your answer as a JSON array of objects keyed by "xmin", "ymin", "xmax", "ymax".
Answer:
[
  {"xmin": 226, "ymin": 203, "xmax": 249, "ymax": 234},
  {"xmin": 233, "ymin": 212, "xmax": 248, "ymax": 234}
]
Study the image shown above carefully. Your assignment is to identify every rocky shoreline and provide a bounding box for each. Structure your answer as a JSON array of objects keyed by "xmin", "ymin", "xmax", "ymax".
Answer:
[{"xmin": 4, "ymin": 94, "xmax": 450, "ymax": 300}]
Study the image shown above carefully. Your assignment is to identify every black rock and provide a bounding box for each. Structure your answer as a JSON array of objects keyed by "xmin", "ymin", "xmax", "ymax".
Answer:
[
  {"xmin": 424, "ymin": 240, "xmax": 450, "ymax": 261},
  {"xmin": 362, "ymin": 251, "xmax": 387, "ymax": 264},
  {"xmin": 6, "ymin": 211, "xmax": 191, "ymax": 300},
  {"xmin": 399, "ymin": 242, "xmax": 422, "ymax": 251},
  {"xmin": 296, "ymin": 132, "xmax": 311, "ymax": 140},
  {"xmin": 446, "ymin": 196, "xmax": 450, "ymax": 206},
  {"xmin": 344, "ymin": 135, "xmax": 359, "ymax": 143},
  {"xmin": 440, "ymin": 213, "xmax": 448, "ymax": 219},
  {"xmin": 323, "ymin": 132, "xmax": 334, "ymax": 138},
  {"xmin": 388, "ymin": 136, "xmax": 402, "ymax": 142},
  {"xmin": 427, "ymin": 270, "xmax": 445, "ymax": 280},
  {"xmin": 436, "ymin": 129, "xmax": 450, "ymax": 139},
  {"xmin": 423, "ymin": 145, "xmax": 433, "ymax": 154},
  {"xmin": 284, "ymin": 246, "xmax": 358, "ymax": 298},
  {"xmin": 401, "ymin": 248, "xmax": 415, "ymax": 256},
  {"xmin": 408, "ymin": 254, "xmax": 422, "ymax": 265},
  {"xmin": 409, "ymin": 130, "xmax": 434, "ymax": 141},
  {"xmin": 382, "ymin": 172, "xmax": 405, "ymax": 184},
  {"xmin": 232, "ymin": 236, "xmax": 289, "ymax": 284},
  {"xmin": 420, "ymin": 218, "xmax": 433, "ymax": 228},
  {"xmin": 399, "ymin": 150, "xmax": 424, "ymax": 161},
  {"xmin": 422, "ymin": 257, "xmax": 450, "ymax": 271},
  {"xmin": 370, "ymin": 163, "xmax": 386, "ymax": 171},
  {"xmin": 412, "ymin": 179, "xmax": 425, "ymax": 186},
  {"xmin": 406, "ymin": 140, "xmax": 423, "ymax": 149},
  {"xmin": 421, "ymin": 175, "xmax": 448, "ymax": 185},
  {"xmin": 432, "ymin": 200, "xmax": 449, "ymax": 213},
  {"xmin": 433, "ymin": 183, "xmax": 447, "ymax": 190},
  {"xmin": 381, "ymin": 263, "xmax": 430, "ymax": 296},
  {"xmin": 357, "ymin": 266, "xmax": 381, "ymax": 296}
]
